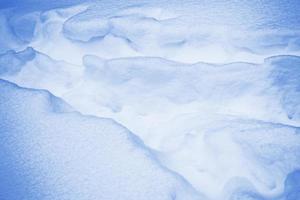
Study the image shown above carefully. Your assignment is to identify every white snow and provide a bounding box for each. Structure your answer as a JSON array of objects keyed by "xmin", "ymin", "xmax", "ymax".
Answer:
[
  {"xmin": 0, "ymin": 1, "xmax": 300, "ymax": 200},
  {"xmin": 0, "ymin": 79, "xmax": 201, "ymax": 200}
]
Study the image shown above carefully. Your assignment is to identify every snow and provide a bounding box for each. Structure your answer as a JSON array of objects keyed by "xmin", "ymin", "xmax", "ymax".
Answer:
[
  {"xmin": 0, "ymin": 0, "xmax": 300, "ymax": 200},
  {"xmin": 0, "ymin": 79, "xmax": 201, "ymax": 200}
]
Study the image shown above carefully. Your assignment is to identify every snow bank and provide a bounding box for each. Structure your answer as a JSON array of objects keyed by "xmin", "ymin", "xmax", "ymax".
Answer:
[
  {"xmin": 1, "ymin": 49, "xmax": 300, "ymax": 199},
  {"xmin": 0, "ymin": 79, "xmax": 201, "ymax": 200}
]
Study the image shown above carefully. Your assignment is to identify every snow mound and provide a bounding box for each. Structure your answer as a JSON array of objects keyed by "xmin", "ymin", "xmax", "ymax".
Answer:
[{"xmin": 0, "ymin": 79, "xmax": 201, "ymax": 200}]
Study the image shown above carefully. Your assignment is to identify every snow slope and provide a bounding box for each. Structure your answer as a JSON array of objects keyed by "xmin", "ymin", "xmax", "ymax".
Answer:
[
  {"xmin": 0, "ymin": 79, "xmax": 201, "ymax": 200},
  {"xmin": 0, "ymin": 0, "xmax": 300, "ymax": 200}
]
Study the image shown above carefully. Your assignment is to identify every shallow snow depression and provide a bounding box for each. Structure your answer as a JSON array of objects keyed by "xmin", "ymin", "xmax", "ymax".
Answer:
[{"xmin": 1, "ymin": 0, "xmax": 300, "ymax": 200}]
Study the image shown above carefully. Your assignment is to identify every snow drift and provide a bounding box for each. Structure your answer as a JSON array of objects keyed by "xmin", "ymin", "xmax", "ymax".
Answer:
[
  {"xmin": 0, "ymin": 0, "xmax": 300, "ymax": 200},
  {"xmin": 0, "ymin": 79, "xmax": 201, "ymax": 200}
]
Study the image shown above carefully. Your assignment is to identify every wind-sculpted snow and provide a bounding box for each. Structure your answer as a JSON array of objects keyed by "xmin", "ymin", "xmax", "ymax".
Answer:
[
  {"xmin": 1, "ymin": 1, "xmax": 300, "ymax": 200},
  {"xmin": 0, "ymin": 47, "xmax": 83, "ymax": 96},
  {"xmin": 267, "ymin": 56, "xmax": 300, "ymax": 120},
  {"xmin": 1, "ymin": 1, "xmax": 300, "ymax": 63},
  {"xmin": 0, "ymin": 47, "xmax": 36, "ymax": 75},
  {"xmin": 0, "ymin": 79, "xmax": 201, "ymax": 200},
  {"xmin": 2, "ymin": 51, "xmax": 299, "ymax": 124},
  {"xmin": 154, "ymin": 114, "xmax": 300, "ymax": 199}
]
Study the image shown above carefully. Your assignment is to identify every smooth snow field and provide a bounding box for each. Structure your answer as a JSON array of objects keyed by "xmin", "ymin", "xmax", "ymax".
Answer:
[{"xmin": 0, "ymin": 0, "xmax": 300, "ymax": 200}]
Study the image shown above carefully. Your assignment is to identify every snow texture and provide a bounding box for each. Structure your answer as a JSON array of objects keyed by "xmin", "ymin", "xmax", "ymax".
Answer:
[
  {"xmin": 0, "ymin": 79, "xmax": 201, "ymax": 200},
  {"xmin": 0, "ymin": 0, "xmax": 300, "ymax": 200}
]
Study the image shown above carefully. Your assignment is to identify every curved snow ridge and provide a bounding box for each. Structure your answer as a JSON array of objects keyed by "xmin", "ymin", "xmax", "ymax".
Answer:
[
  {"xmin": 61, "ymin": 4, "xmax": 300, "ymax": 63},
  {"xmin": 81, "ymin": 54, "xmax": 300, "ymax": 123},
  {"xmin": 0, "ymin": 47, "xmax": 36, "ymax": 75},
  {"xmin": 1, "ymin": 3, "xmax": 300, "ymax": 64},
  {"xmin": 0, "ymin": 48, "xmax": 299, "ymax": 125},
  {"xmin": 0, "ymin": 79, "xmax": 203, "ymax": 200},
  {"xmin": 0, "ymin": 47, "xmax": 84, "ymax": 96}
]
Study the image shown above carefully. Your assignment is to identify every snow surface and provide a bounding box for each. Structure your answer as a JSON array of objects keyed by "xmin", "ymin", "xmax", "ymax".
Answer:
[
  {"xmin": 0, "ymin": 79, "xmax": 201, "ymax": 200},
  {"xmin": 0, "ymin": 0, "xmax": 300, "ymax": 200}
]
